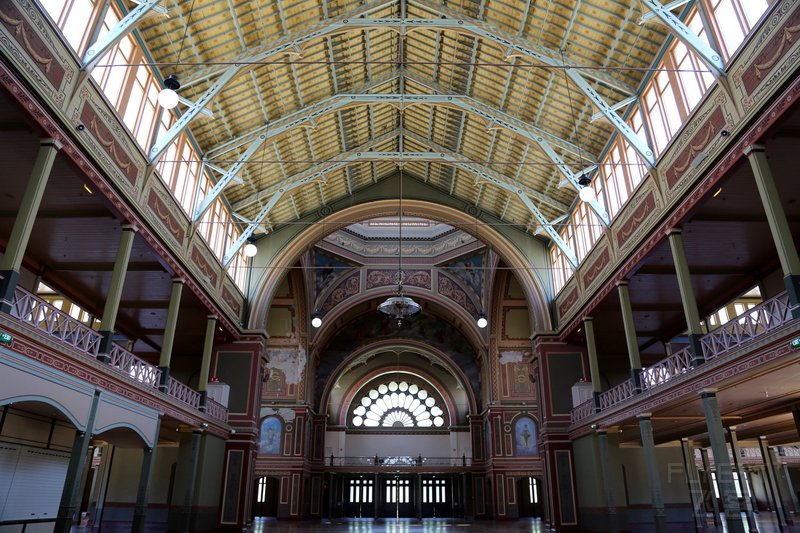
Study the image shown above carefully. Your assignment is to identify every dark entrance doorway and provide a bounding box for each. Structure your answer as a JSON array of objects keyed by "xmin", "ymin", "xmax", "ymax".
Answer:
[
  {"xmin": 381, "ymin": 475, "xmax": 414, "ymax": 518},
  {"xmin": 421, "ymin": 475, "xmax": 451, "ymax": 517},
  {"xmin": 517, "ymin": 476, "xmax": 542, "ymax": 517},
  {"xmin": 343, "ymin": 476, "xmax": 375, "ymax": 517},
  {"xmin": 252, "ymin": 476, "xmax": 279, "ymax": 518}
]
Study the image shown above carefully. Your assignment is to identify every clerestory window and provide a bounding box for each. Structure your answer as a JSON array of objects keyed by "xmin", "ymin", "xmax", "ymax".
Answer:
[{"xmin": 351, "ymin": 381, "xmax": 446, "ymax": 428}]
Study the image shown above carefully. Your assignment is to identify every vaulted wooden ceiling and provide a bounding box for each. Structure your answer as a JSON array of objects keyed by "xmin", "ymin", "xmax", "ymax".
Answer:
[{"xmin": 136, "ymin": 0, "xmax": 668, "ymax": 236}]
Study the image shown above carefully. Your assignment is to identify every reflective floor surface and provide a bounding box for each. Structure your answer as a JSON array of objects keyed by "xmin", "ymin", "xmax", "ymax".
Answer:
[{"xmin": 70, "ymin": 512, "xmax": 800, "ymax": 532}]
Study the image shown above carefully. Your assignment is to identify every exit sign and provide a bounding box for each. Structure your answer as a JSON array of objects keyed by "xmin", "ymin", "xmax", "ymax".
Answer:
[
  {"xmin": 0, "ymin": 332, "xmax": 11, "ymax": 344},
  {"xmin": 791, "ymin": 337, "xmax": 800, "ymax": 349}
]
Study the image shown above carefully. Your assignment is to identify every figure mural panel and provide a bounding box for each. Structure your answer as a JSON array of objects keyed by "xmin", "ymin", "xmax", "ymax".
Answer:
[
  {"xmin": 259, "ymin": 416, "xmax": 283, "ymax": 455},
  {"xmin": 514, "ymin": 416, "xmax": 537, "ymax": 456}
]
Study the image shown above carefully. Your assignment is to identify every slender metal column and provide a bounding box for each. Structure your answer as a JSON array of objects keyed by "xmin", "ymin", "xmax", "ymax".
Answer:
[
  {"xmin": 197, "ymin": 315, "xmax": 218, "ymax": 402},
  {"xmin": 667, "ymin": 229, "xmax": 705, "ymax": 364},
  {"xmin": 637, "ymin": 413, "xmax": 667, "ymax": 533},
  {"xmin": 727, "ymin": 427, "xmax": 758, "ymax": 531},
  {"xmin": 680, "ymin": 438, "xmax": 705, "ymax": 530},
  {"xmin": 178, "ymin": 429, "xmax": 203, "ymax": 532},
  {"xmin": 98, "ymin": 225, "xmax": 138, "ymax": 355},
  {"xmin": 158, "ymin": 278, "xmax": 184, "ymax": 389},
  {"xmin": 700, "ymin": 390, "xmax": 744, "ymax": 532},
  {"xmin": 55, "ymin": 390, "xmax": 100, "ymax": 533},
  {"xmin": 758, "ymin": 437, "xmax": 788, "ymax": 527},
  {"xmin": 617, "ymin": 281, "xmax": 643, "ymax": 392},
  {"xmin": 0, "ymin": 138, "xmax": 62, "ymax": 311},
  {"xmin": 583, "ymin": 316, "xmax": 602, "ymax": 410},
  {"xmin": 780, "ymin": 461, "xmax": 799, "ymax": 514},
  {"xmin": 700, "ymin": 448, "xmax": 721, "ymax": 526},
  {"xmin": 132, "ymin": 418, "xmax": 161, "ymax": 533},
  {"xmin": 597, "ymin": 429, "xmax": 619, "ymax": 532},
  {"xmin": 745, "ymin": 145, "xmax": 800, "ymax": 315}
]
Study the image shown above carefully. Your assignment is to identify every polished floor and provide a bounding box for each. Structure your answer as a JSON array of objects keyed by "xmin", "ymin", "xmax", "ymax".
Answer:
[{"xmin": 70, "ymin": 513, "xmax": 800, "ymax": 532}]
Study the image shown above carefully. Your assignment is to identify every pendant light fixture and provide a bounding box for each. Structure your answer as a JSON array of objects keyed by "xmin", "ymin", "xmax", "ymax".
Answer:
[
  {"xmin": 377, "ymin": 170, "xmax": 421, "ymax": 326},
  {"xmin": 158, "ymin": 0, "xmax": 196, "ymax": 109},
  {"xmin": 561, "ymin": 49, "xmax": 595, "ymax": 203}
]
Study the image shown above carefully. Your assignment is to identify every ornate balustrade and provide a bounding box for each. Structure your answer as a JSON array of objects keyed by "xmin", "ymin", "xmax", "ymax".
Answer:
[
  {"xmin": 599, "ymin": 379, "xmax": 635, "ymax": 410},
  {"xmin": 640, "ymin": 347, "xmax": 693, "ymax": 392},
  {"xmin": 571, "ymin": 291, "xmax": 798, "ymax": 427},
  {"xmin": 5, "ymin": 287, "xmax": 218, "ymax": 421},
  {"xmin": 571, "ymin": 398, "xmax": 596, "ymax": 424},
  {"xmin": 107, "ymin": 343, "xmax": 161, "ymax": 389},
  {"xmin": 204, "ymin": 397, "xmax": 229, "ymax": 423},
  {"xmin": 701, "ymin": 292, "xmax": 792, "ymax": 360},
  {"xmin": 327, "ymin": 455, "xmax": 473, "ymax": 467},
  {"xmin": 167, "ymin": 376, "xmax": 201, "ymax": 409},
  {"xmin": 10, "ymin": 287, "xmax": 101, "ymax": 357}
]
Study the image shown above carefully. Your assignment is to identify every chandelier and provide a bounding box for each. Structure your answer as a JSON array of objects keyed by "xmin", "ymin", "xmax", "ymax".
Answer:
[{"xmin": 378, "ymin": 169, "xmax": 421, "ymax": 326}]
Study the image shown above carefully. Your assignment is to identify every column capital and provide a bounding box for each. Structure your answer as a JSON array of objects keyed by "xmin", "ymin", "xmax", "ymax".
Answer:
[
  {"xmin": 616, "ymin": 279, "xmax": 629, "ymax": 288},
  {"xmin": 666, "ymin": 227, "xmax": 682, "ymax": 237},
  {"xmin": 172, "ymin": 277, "xmax": 186, "ymax": 284},
  {"xmin": 40, "ymin": 138, "xmax": 64, "ymax": 150},
  {"xmin": 207, "ymin": 314, "xmax": 219, "ymax": 321},
  {"xmin": 582, "ymin": 315, "xmax": 593, "ymax": 324},
  {"xmin": 121, "ymin": 223, "xmax": 139, "ymax": 233},
  {"xmin": 636, "ymin": 412, "xmax": 652, "ymax": 421},
  {"xmin": 743, "ymin": 144, "xmax": 766, "ymax": 156},
  {"xmin": 595, "ymin": 428, "xmax": 607, "ymax": 436},
  {"xmin": 699, "ymin": 388, "xmax": 718, "ymax": 399}
]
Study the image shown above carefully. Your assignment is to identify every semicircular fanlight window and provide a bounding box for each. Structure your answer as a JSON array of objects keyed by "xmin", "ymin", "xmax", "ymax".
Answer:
[{"xmin": 351, "ymin": 380, "xmax": 446, "ymax": 428}]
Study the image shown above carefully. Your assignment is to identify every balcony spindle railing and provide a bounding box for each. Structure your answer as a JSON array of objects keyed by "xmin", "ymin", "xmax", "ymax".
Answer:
[
  {"xmin": 204, "ymin": 397, "xmax": 229, "ymax": 423},
  {"xmin": 701, "ymin": 292, "xmax": 792, "ymax": 360},
  {"xmin": 599, "ymin": 378, "xmax": 636, "ymax": 410},
  {"xmin": 327, "ymin": 456, "xmax": 473, "ymax": 467},
  {"xmin": 640, "ymin": 346, "xmax": 694, "ymax": 392},
  {"xmin": 571, "ymin": 398, "xmax": 596, "ymax": 424},
  {"xmin": 10, "ymin": 287, "xmax": 102, "ymax": 357},
  {"xmin": 107, "ymin": 343, "xmax": 161, "ymax": 389},
  {"xmin": 167, "ymin": 377, "xmax": 201, "ymax": 409},
  {"xmin": 7, "ymin": 287, "xmax": 212, "ymax": 417}
]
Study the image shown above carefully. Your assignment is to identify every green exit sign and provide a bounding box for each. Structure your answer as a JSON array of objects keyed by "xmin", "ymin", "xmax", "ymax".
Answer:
[
  {"xmin": 0, "ymin": 332, "xmax": 12, "ymax": 344},
  {"xmin": 792, "ymin": 337, "xmax": 800, "ymax": 349}
]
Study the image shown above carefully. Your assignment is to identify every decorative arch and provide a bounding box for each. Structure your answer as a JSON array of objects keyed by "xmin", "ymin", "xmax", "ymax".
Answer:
[
  {"xmin": 250, "ymin": 198, "xmax": 550, "ymax": 332},
  {"xmin": 334, "ymin": 362, "xmax": 460, "ymax": 427},
  {"xmin": 93, "ymin": 422, "xmax": 153, "ymax": 447},
  {"xmin": 317, "ymin": 334, "xmax": 479, "ymax": 416},
  {"xmin": 0, "ymin": 395, "xmax": 85, "ymax": 431}
]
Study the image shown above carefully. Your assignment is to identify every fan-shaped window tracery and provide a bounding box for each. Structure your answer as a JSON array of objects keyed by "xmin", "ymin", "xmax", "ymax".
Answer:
[{"xmin": 351, "ymin": 380, "xmax": 446, "ymax": 428}]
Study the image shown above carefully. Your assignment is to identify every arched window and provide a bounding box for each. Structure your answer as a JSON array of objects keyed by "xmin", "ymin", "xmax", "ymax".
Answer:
[{"xmin": 351, "ymin": 380, "xmax": 446, "ymax": 428}]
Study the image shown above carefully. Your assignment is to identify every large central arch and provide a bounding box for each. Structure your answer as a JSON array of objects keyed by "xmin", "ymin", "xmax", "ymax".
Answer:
[{"xmin": 249, "ymin": 197, "xmax": 551, "ymax": 331}]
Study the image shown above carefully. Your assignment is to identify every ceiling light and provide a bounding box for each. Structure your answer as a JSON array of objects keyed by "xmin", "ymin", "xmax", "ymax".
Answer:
[
  {"xmin": 378, "ymin": 294, "xmax": 421, "ymax": 326},
  {"xmin": 311, "ymin": 310, "xmax": 322, "ymax": 328},
  {"xmin": 243, "ymin": 237, "xmax": 257, "ymax": 257},
  {"xmin": 477, "ymin": 311, "xmax": 488, "ymax": 329},
  {"xmin": 577, "ymin": 174, "xmax": 595, "ymax": 202},
  {"xmin": 158, "ymin": 74, "xmax": 180, "ymax": 109}
]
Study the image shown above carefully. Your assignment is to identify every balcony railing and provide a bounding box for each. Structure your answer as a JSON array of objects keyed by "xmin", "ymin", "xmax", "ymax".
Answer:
[
  {"xmin": 640, "ymin": 346, "xmax": 694, "ymax": 392},
  {"xmin": 10, "ymin": 286, "xmax": 102, "ymax": 357},
  {"xmin": 167, "ymin": 376, "xmax": 201, "ymax": 409},
  {"xmin": 571, "ymin": 398, "xmax": 596, "ymax": 424},
  {"xmin": 327, "ymin": 455, "xmax": 473, "ymax": 467},
  {"xmin": 7, "ymin": 287, "xmax": 215, "ymax": 420},
  {"xmin": 599, "ymin": 378, "xmax": 636, "ymax": 410},
  {"xmin": 204, "ymin": 397, "xmax": 229, "ymax": 423},
  {"xmin": 107, "ymin": 343, "xmax": 161, "ymax": 389},
  {"xmin": 571, "ymin": 291, "xmax": 797, "ymax": 426},
  {"xmin": 701, "ymin": 292, "xmax": 792, "ymax": 360}
]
